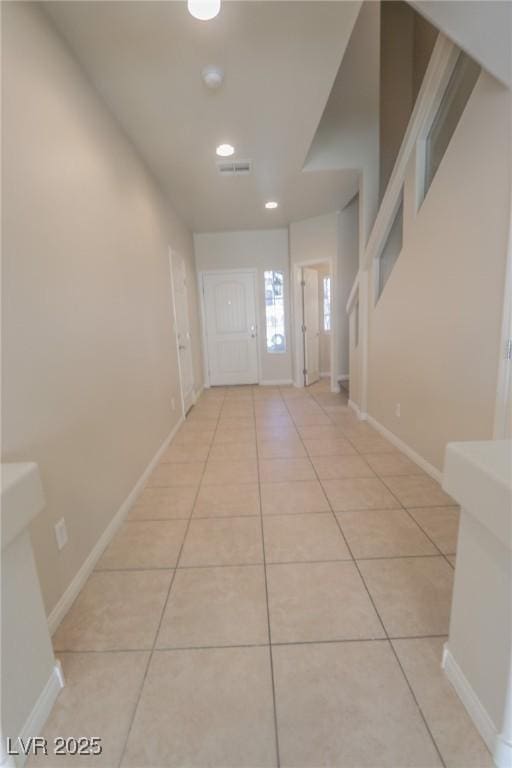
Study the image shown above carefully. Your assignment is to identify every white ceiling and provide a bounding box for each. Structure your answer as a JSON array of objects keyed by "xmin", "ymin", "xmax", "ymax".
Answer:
[{"xmin": 44, "ymin": 1, "xmax": 362, "ymax": 233}]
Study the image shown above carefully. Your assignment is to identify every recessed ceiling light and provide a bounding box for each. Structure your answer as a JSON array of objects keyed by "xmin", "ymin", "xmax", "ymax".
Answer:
[
  {"xmin": 187, "ymin": 0, "xmax": 221, "ymax": 21},
  {"xmin": 265, "ymin": 201, "xmax": 278, "ymax": 209},
  {"xmin": 216, "ymin": 144, "xmax": 235, "ymax": 157}
]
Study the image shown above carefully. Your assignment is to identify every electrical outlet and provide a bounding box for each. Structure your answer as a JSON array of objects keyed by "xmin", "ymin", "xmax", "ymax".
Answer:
[
  {"xmin": 395, "ymin": 403, "xmax": 401, "ymax": 418},
  {"xmin": 171, "ymin": 397, "xmax": 176, "ymax": 411},
  {"xmin": 54, "ymin": 518, "xmax": 68, "ymax": 550}
]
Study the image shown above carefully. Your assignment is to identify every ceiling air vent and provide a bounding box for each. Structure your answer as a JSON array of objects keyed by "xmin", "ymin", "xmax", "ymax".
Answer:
[{"xmin": 217, "ymin": 159, "xmax": 252, "ymax": 176}]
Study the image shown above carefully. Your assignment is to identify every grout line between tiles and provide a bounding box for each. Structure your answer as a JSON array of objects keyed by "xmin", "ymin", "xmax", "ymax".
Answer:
[
  {"xmin": 116, "ymin": 390, "xmax": 227, "ymax": 768},
  {"xmin": 253, "ymin": 389, "xmax": 282, "ymax": 768},
  {"xmin": 282, "ymin": 388, "xmax": 448, "ymax": 768}
]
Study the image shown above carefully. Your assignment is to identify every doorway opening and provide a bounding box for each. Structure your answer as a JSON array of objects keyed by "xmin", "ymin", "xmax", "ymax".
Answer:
[{"xmin": 293, "ymin": 259, "xmax": 334, "ymax": 390}]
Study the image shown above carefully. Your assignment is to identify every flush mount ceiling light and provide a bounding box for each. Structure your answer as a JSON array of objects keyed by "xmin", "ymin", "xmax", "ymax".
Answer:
[
  {"xmin": 202, "ymin": 65, "xmax": 224, "ymax": 89},
  {"xmin": 216, "ymin": 143, "xmax": 235, "ymax": 157},
  {"xmin": 187, "ymin": 0, "xmax": 221, "ymax": 21},
  {"xmin": 265, "ymin": 201, "xmax": 278, "ymax": 209}
]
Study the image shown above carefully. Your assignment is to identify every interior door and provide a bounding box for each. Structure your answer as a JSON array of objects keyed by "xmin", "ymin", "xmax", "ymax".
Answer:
[
  {"xmin": 302, "ymin": 267, "xmax": 320, "ymax": 386},
  {"xmin": 172, "ymin": 253, "xmax": 195, "ymax": 413},
  {"xmin": 203, "ymin": 271, "xmax": 258, "ymax": 386}
]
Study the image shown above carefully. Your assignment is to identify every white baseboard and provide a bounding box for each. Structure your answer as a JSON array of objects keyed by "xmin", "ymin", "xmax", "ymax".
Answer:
[
  {"xmin": 193, "ymin": 387, "xmax": 204, "ymax": 403},
  {"xmin": 348, "ymin": 399, "xmax": 367, "ymax": 420},
  {"xmin": 346, "ymin": 404, "xmax": 442, "ymax": 483},
  {"xmin": 365, "ymin": 413, "xmax": 442, "ymax": 483},
  {"xmin": 337, "ymin": 374, "xmax": 349, "ymax": 382},
  {"xmin": 47, "ymin": 418, "xmax": 184, "ymax": 635},
  {"xmin": 259, "ymin": 379, "xmax": 293, "ymax": 386},
  {"xmin": 5, "ymin": 662, "xmax": 65, "ymax": 767},
  {"xmin": 442, "ymin": 644, "xmax": 498, "ymax": 760}
]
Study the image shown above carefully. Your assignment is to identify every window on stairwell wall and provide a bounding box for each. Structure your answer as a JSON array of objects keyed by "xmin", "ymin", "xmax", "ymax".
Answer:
[
  {"xmin": 376, "ymin": 192, "xmax": 404, "ymax": 302},
  {"xmin": 264, "ymin": 270, "xmax": 286, "ymax": 353},
  {"xmin": 421, "ymin": 50, "xmax": 480, "ymax": 204},
  {"xmin": 323, "ymin": 276, "xmax": 331, "ymax": 332}
]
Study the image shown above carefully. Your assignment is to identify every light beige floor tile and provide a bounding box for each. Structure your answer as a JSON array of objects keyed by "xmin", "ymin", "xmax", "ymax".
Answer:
[
  {"xmin": 214, "ymin": 427, "xmax": 256, "ymax": 444},
  {"xmin": 208, "ymin": 441, "xmax": 257, "ymax": 460},
  {"xmin": 273, "ymin": 641, "xmax": 442, "ymax": 768},
  {"xmin": 256, "ymin": 416, "xmax": 294, "ymax": 429},
  {"xmin": 128, "ymin": 486, "xmax": 196, "ymax": 520},
  {"xmin": 202, "ymin": 458, "xmax": 258, "ymax": 485},
  {"xmin": 146, "ymin": 461, "xmax": 204, "ymax": 488},
  {"xmin": 223, "ymin": 388, "xmax": 253, "ymax": 399},
  {"xmin": 122, "ymin": 647, "xmax": 277, "ymax": 768},
  {"xmin": 303, "ymin": 436, "xmax": 356, "ymax": 456},
  {"xmin": 348, "ymin": 436, "xmax": 398, "ymax": 454},
  {"xmin": 188, "ymin": 404, "xmax": 222, "ymax": 418},
  {"xmin": 160, "ymin": 442, "xmax": 210, "ymax": 463},
  {"xmin": 339, "ymin": 421, "xmax": 379, "ymax": 437},
  {"xmin": 384, "ymin": 475, "xmax": 456, "ymax": 507},
  {"xmin": 157, "ymin": 565, "xmax": 268, "ymax": 648},
  {"xmin": 184, "ymin": 411, "xmax": 218, "ymax": 426},
  {"xmin": 364, "ymin": 452, "xmax": 426, "ymax": 476},
  {"xmin": 172, "ymin": 427, "xmax": 215, "ymax": 445},
  {"xmin": 256, "ymin": 426, "xmax": 299, "ymax": 442},
  {"xmin": 217, "ymin": 417, "xmax": 255, "ymax": 430},
  {"xmin": 337, "ymin": 509, "xmax": 438, "ymax": 559},
  {"xmin": 221, "ymin": 403, "xmax": 254, "ymax": 416},
  {"xmin": 290, "ymin": 413, "xmax": 332, "ymax": 426},
  {"xmin": 297, "ymin": 424, "xmax": 346, "ymax": 439},
  {"xmin": 183, "ymin": 415, "xmax": 218, "ymax": 429},
  {"xmin": 392, "ymin": 637, "xmax": 493, "ymax": 767},
  {"xmin": 315, "ymin": 394, "xmax": 349, "ymax": 408},
  {"xmin": 180, "ymin": 516, "xmax": 263, "ymax": 566},
  {"xmin": 407, "ymin": 506, "xmax": 460, "ymax": 554},
  {"xmin": 260, "ymin": 480, "xmax": 330, "ymax": 515},
  {"xmin": 263, "ymin": 513, "xmax": 351, "ymax": 563},
  {"xmin": 194, "ymin": 483, "xmax": 260, "ymax": 517},
  {"xmin": 447, "ymin": 554, "xmax": 456, "ymax": 567},
  {"xmin": 280, "ymin": 386, "xmax": 310, "ymax": 399},
  {"xmin": 359, "ymin": 556, "xmax": 454, "ymax": 637},
  {"xmin": 96, "ymin": 520, "xmax": 187, "ymax": 570},
  {"xmin": 322, "ymin": 477, "xmax": 400, "ymax": 511},
  {"xmin": 311, "ymin": 454, "xmax": 375, "ymax": 480},
  {"xmin": 53, "ymin": 570, "xmax": 172, "ymax": 651},
  {"xmin": 254, "ymin": 402, "xmax": 288, "ymax": 414},
  {"xmin": 259, "ymin": 458, "xmax": 315, "ymax": 483},
  {"xmin": 258, "ymin": 439, "xmax": 306, "ymax": 458},
  {"xmin": 267, "ymin": 561, "xmax": 384, "ymax": 643},
  {"xmin": 28, "ymin": 652, "xmax": 149, "ymax": 767}
]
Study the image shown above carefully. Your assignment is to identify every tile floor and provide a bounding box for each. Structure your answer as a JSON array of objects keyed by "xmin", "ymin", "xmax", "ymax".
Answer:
[{"xmin": 37, "ymin": 381, "xmax": 492, "ymax": 767}]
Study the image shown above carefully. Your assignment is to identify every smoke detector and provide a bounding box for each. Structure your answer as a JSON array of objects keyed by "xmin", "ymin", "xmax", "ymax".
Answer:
[{"xmin": 202, "ymin": 65, "xmax": 224, "ymax": 89}]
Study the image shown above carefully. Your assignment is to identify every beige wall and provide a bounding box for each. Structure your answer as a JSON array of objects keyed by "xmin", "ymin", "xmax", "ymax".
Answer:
[
  {"xmin": 1, "ymin": 2, "xmax": 202, "ymax": 615},
  {"xmin": 193, "ymin": 229, "xmax": 292, "ymax": 384},
  {"xmin": 368, "ymin": 71, "xmax": 510, "ymax": 470}
]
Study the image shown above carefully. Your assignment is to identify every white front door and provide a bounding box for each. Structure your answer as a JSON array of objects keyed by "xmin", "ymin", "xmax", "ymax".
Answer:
[
  {"xmin": 302, "ymin": 267, "xmax": 320, "ymax": 386},
  {"xmin": 171, "ymin": 252, "xmax": 195, "ymax": 413},
  {"xmin": 203, "ymin": 271, "xmax": 258, "ymax": 386}
]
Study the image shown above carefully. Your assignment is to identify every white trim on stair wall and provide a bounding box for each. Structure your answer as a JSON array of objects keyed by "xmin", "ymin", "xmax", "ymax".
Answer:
[
  {"xmin": 47, "ymin": 417, "xmax": 184, "ymax": 636},
  {"xmin": 442, "ymin": 644, "xmax": 499, "ymax": 760},
  {"xmin": 3, "ymin": 662, "xmax": 65, "ymax": 768}
]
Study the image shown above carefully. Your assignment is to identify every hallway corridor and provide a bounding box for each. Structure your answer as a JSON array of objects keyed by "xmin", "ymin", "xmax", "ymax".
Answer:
[{"xmin": 38, "ymin": 382, "xmax": 491, "ymax": 768}]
